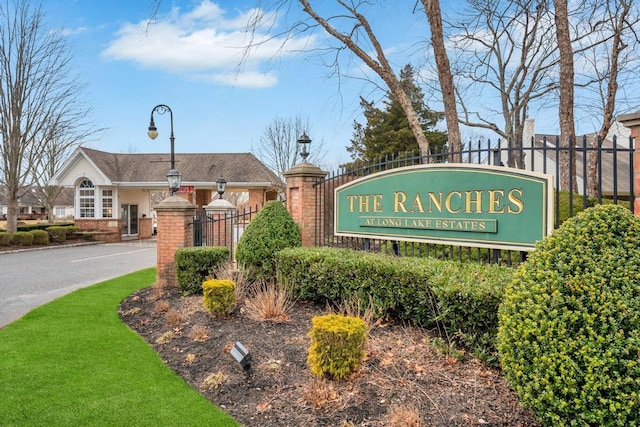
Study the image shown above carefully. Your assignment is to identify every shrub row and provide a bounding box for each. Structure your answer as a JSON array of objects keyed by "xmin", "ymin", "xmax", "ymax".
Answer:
[
  {"xmin": 0, "ymin": 225, "xmax": 83, "ymax": 247},
  {"xmin": 175, "ymin": 246, "xmax": 231, "ymax": 295},
  {"xmin": 275, "ymin": 247, "xmax": 512, "ymax": 361},
  {"xmin": 16, "ymin": 222, "xmax": 75, "ymax": 232}
]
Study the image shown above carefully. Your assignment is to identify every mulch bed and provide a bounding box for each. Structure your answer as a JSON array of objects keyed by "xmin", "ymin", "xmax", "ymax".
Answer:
[{"xmin": 119, "ymin": 285, "xmax": 540, "ymax": 426}]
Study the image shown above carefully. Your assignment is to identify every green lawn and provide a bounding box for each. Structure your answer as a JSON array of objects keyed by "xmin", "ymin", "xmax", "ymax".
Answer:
[{"xmin": 0, "ymin": 268, "xmax": 238, "ymax": 427}]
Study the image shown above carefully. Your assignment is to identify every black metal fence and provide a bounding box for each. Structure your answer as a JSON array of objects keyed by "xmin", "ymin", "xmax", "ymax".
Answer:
[
  {"xmin": 314, "ymin": 135, "xmax": 634, "ymax": 265},
  {"xmin": 193, "ymin": 205, "xmax": 261, "ymax": 259}
]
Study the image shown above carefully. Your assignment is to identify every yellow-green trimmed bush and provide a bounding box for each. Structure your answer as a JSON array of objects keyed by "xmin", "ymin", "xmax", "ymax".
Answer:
[
  {"xmin": 10, "ymin": 231, "xmax": 34, "ymax": 246},
  {"xmin": 30, "ymin": 229, "xmax": 49, "ymax": 245},
  {"xmin": 498, "ymin": 204, "xmax": 640, "ymax": 426},
  {"xmin": 307, "ymin": 314, "xmax": 367, "ymax": 380},
  {"xmin": 46, "ymin": 226, "xmax": 67, "ymax": 243},
  {"xmin": 202, "ymin": 279, "xmax": 236, "ymax": 317}
]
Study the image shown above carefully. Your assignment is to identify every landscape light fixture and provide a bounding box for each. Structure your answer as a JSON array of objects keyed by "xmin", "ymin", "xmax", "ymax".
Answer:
[
  {"xmin": 166, "ymin": 169, "xmax": 182, "ymax": 196},
  {"xmin": 216, "ymin": 176, "xmax": 227, "ymax": 199},
  {"xmin": 230, "ymin": 341, "xmax": 251, "ymax": 371},
  {"xmin": 297, "ymin": 133, "xmax": 311, "ymax": 162},
  {"xmin": 148, "ymin": 104, "xmax": 182, "ymax": 196}
]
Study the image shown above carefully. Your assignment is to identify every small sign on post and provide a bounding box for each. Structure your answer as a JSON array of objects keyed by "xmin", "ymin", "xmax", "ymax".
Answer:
[{"xmin": 335, "ymin": 164, "xmax": 554, "ymax": 251}]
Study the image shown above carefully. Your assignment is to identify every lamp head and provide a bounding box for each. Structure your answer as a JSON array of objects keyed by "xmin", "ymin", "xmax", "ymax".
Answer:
[
  {"xmin": 297, "ymin": 133, "xmax": 311, "ymax": 161},
  {"xmin": 147, "ymin": 117, "xmax": 158, "ymax": 140},
  {"xmin": 167, "ymin": 169, "xmax": 182, "ymax": 195},
  {"xmin": 216, "ymin": 176, "xmax": 227, "ymax": 198}
]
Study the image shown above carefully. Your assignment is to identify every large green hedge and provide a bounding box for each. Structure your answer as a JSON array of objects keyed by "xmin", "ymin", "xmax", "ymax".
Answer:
[
  {"xmin": 498, "ymin": 204, "xmax": 640, "ymax": 425},
  {"xmin": 275, "ymin": 246, "xmax": 511, "ymax": 361}
]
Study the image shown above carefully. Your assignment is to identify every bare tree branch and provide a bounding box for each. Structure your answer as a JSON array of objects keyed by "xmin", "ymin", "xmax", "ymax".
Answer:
[
  {"xmin": 248, "ymin": 0, "xmax": 438, "ymax": 156},
  {"xmin": 0, "ymin": 0, "xmax": 100, "ymax": 232},
  {"xmin": 254, "ymin": 115, "xmax": 326, "ymax": 182}
]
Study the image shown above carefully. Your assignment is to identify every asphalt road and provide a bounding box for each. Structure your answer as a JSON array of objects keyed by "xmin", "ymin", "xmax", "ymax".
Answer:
[{"xmin": 0, "ymin": 240, "xmax": 157, "ymax": 328}]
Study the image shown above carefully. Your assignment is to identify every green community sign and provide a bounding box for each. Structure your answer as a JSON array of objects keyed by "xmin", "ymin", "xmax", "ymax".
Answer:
[{"xmin": 334, "ymin": 164, "xmax": 554, "ymax": 251}]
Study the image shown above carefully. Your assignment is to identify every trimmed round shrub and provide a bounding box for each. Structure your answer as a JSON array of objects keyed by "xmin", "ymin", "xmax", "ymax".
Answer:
[
  {"xmin": 307, "ymin": 314, "xmax": 367, "ymax": 380},
  {"xmin": 30, "ymin": 229, "xmax": 50, "ymax": 245},
  {"xmin": 46, "ymin": 226, "xmax": 67, "ymax": 243},
  {"xmin": 11, "ymin": 231, "xmax": 34, "ymax": 246},
  {"xmin": 0, "ymin": 232, "xmax": 11, "ymax": 246},
  {"xmin": 202, "ymin": 279, "xmax": 236, "ymax": 317},
  {"xmin": 64, "ymin": 225, "xmax": 79, "ymax": 233},
  {"xmin": 236, "ymin": 201, "xmax": 301, "ymax": 281},
  {"xmin": 498, "ymin": 204, "xmax": 640, "ymax": 426}
]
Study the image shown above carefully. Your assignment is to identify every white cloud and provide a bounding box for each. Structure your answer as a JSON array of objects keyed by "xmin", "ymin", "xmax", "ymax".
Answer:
[
  {"xmin": 59, "ymin": 26, "xmax": 88, "ymax": 37},
  {"xmin": 101, "ymin": 0, "xmax": 314, "ymax": 88},
  {"xmin": 193, "ymin": 71, "xmax": 278, "ymax": 88}
]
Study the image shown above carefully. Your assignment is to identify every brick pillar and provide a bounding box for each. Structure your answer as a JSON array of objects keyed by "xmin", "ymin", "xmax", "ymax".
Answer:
[
  {"xmin": 283, "ymin": 162, "xmax": 327, "ymax": 247},
  {"xmin": 618, "ymin": 111, "xmax": 640, "ymax": 216},
  {"xmin": 154, "ymin": 195, "xmax": 197, "ymax": 287}
]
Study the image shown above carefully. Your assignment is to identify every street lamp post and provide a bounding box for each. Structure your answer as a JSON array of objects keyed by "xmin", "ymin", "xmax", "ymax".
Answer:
[{"xmin": 148, "ymin": 104, "xmax": 182, "ymax": 195}]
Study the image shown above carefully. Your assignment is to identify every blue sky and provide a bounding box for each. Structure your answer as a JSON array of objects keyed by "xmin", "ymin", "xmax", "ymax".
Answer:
[
  {"xmin": 42, "ymin": 0, "xmax": 436, "ymax": 170},
  {"xmin": 38, "ymin": 0, "xmax": 626, "ymax": 171}
]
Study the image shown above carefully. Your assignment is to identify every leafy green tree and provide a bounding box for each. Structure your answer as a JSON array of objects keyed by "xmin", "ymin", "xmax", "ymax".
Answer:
[{"xmin": 347, "ymin": 65, "xmax": 447, "ymax": 162}]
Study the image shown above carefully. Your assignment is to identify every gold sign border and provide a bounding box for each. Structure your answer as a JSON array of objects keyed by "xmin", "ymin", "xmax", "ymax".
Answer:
[{"xmin": 334, "ymin": 164, "xmax": 555, "ymax": 252}]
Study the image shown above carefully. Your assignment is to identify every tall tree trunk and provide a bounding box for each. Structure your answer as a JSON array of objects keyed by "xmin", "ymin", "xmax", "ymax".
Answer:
[
  {"xmin": 298, "ymin": 0, "xmax": 432, "ymax": 157},
  {"xmin": 7, "ymin": 193, "xmax": 19, "ymax": 234},
  {"xmin": 422, "ymin": 0, "xmax": 462, "ymax": 161},
  {"xmin": 554, "ymin": 0, "xmax": 576, "ymax": 192}
]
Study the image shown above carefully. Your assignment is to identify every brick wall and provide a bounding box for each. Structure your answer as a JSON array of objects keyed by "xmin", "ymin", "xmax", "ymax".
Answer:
[
  {"xmin": 139, "ymin": 217, "xmax": 152, "ymax": 239},
  {"xmin": 284, "ymin": 163, "xmax": 327, "ymax": 247},
  {"xmin": 74, "ymin": 218, "xmax": 121, "ymax": 243},
  {"xmin": 247, "ymin": 189, "xmax": 263, "ymax": 207},
  {"xmin": 75, "ymin": 217, "xmax": 153, "ymax": 241}
]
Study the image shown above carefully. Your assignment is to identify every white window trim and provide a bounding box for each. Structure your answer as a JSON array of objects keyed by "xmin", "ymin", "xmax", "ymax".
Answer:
[
  {"xmin": 77, "ymin": 179, "xmax": 96, "ymax": 219},
  {"xmin": 100, "ymin": 188, "xmax": 115, "ymax": 218}
]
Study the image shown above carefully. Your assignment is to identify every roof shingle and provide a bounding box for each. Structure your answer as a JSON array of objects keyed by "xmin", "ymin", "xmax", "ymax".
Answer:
[{"xmin": 81, "ymin": 147, "xmax": 282, "ymax": 186}]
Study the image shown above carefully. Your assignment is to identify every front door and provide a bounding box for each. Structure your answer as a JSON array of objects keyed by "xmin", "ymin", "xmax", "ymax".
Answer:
[{"xmin": 121, "ymin": 204, "xmax": 138, "ymax": 235}]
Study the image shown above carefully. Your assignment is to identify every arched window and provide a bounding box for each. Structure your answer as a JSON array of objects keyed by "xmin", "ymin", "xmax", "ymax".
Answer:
[{"xmin": 79, "ymin": 179, "xmax": 95, "ymax": 218}]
